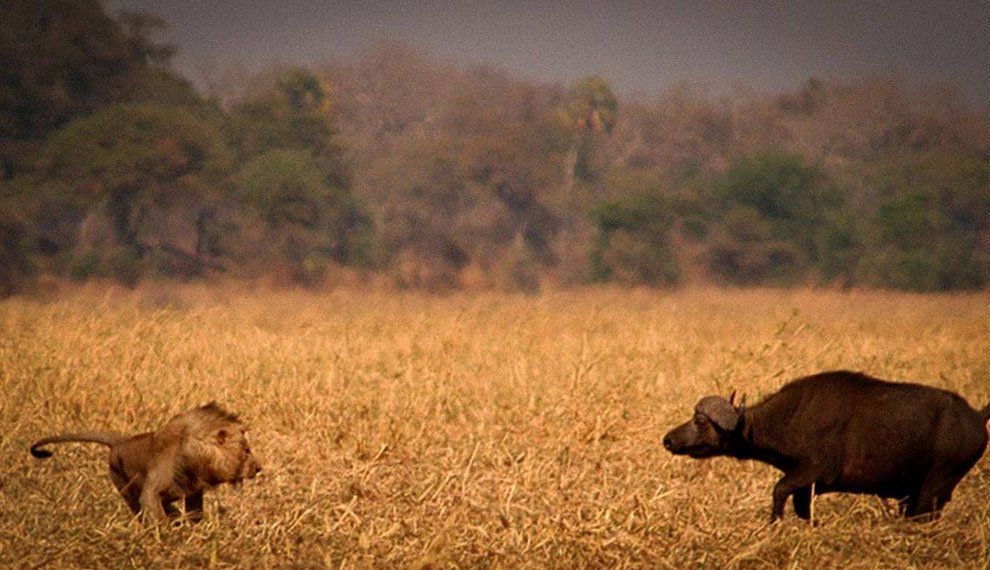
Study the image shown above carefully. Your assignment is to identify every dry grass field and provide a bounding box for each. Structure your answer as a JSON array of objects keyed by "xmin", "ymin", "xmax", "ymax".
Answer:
[{"xmin": 3, "ymin": 285, "xmax": 990, "ymax": 569}]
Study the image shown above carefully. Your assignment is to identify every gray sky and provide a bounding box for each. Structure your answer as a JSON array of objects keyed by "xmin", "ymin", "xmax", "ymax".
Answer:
[{"xmin": 105, "ymin": 0, "xmax": 990, "ymax": 103}]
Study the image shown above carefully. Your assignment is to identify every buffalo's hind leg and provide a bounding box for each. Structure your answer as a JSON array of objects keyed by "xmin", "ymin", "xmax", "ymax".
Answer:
[
  {"xmin": 792, "ymin": 485, "xmax": 813, "ymax": 520},
  {"xmin": 897, "ymin": 495, "xmax": 912, "ymax": 517},
  {"xmin": 906, "ymin": 468, "xmax": 963, "ymax": 521},
  {"xmin": 903, "ymin": 494, "xmax": 948, "ymax": 521}
]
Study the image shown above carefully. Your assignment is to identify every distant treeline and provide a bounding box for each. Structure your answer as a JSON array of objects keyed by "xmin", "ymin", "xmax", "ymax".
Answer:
[{"xmin": 3, "ymin": 0, "xmax": 989, "ymax": 295}]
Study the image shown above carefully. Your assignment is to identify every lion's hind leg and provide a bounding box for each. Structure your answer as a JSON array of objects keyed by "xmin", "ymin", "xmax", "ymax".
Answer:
[{"xmin": 183, "ymin": 491, "xmax": 205, "ymax": 522}]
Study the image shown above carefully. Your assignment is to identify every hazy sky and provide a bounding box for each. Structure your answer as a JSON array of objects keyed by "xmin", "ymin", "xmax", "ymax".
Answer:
[{"xmin": 105, "ymin": 0, "xmax": 990, "ymax": 103}]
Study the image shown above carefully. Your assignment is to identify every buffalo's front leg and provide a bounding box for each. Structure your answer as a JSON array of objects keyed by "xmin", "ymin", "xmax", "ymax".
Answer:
[{"xmin": 771, "ymin": 466, "xmax": 818, "ymax": 522}]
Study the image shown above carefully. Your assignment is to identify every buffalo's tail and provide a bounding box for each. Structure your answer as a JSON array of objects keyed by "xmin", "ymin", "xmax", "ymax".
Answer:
[{"xmin": 980, "ymin": 403, "xmax": 990, "ymax": 424}]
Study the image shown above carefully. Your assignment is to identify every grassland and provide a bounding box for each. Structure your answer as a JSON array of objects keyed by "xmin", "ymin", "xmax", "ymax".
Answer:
[{"xmin": 3, "ymin": 285, "xmax": 990, "ymax": 569}]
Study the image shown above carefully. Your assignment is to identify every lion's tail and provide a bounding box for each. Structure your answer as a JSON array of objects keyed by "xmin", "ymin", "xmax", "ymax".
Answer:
[{"xmin": 30, "ymin": 433, "xmax": 124, "ymax": 458}]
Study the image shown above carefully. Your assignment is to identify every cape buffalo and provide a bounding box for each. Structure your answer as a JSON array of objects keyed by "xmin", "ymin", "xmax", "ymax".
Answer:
[{"xmin": 663, "ymin": 370, "xmax": 990, "ymax": 522}]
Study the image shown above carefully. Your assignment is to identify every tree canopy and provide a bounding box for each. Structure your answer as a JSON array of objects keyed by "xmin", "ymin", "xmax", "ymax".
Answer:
[{"xmin": 2, "ymin": 2, "xmax": 989, "ymax": 294}]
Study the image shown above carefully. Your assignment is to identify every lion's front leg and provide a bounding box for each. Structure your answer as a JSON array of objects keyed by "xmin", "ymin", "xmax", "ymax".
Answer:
[{"xmin": 139, "ymin": 464, "xmax": 174, "ymax": 523}]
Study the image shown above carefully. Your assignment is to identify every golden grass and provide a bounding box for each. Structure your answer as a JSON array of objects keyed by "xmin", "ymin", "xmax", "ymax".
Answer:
[{"xmin": 3, "ymin": 285, "xmax": 990, "ymax": 569}]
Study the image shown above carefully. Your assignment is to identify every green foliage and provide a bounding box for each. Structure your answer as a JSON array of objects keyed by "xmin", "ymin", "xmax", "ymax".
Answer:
[
  {"xmin": 566, "ymin": 77, "xmax": 618, "ymax": 135},
  {"xmin": 0, "ymin": 0, "xmax": 191, "ymax": 175},
  {"xmin": 233, "ymin": 149, "xmax": 373, "ymax": 283},
  {"xmin": 707, "ymin": 151, "xmax": 856, "ymax": 285},
  {"xmin": 461, "ymin": 119, "xmax": 562, "ymax": 264},
  {"xmin": 589, "ymin": 171, "xmax": 680, "ymax": 286},
  {"xmin": 348, "ymin": 60, "xmax": 570, "ymax": 288},
  {"xmin": 103, "ymin": 246, "xmax": 143, "ymax": 287},
  {"xmin": 116, "ymin": 10, "xmax": 176, "ymax": 66},
  {"xmin": 64, "ymin": 246, "xmax": 142, "ymax": 287},
  {"xmin": 875, "ymin": 190, "xmax": 932, "ymax": 250},
  {"xmin": 0, "ymin": 0, "xmax": 134, "ymax": 140},
  {"xmin": 561, "ymin": 77, "xmax": 619, "ymax": 187},
  {"xmin": 230, "ymin": 68, "xmax": 348, "ymax": 187},
  {"xmin": 860, "ymin": 153, "xmax": 990, "ymax": 291},
  {"xmin": 368, "ymin": 134, "xmax": 475, "ymax": 286},
  {"xmin": 3, "ymin": 4, "xmax": 990, "ymax": 293},
  {"xmin": 39, "ymin": 103, "xmax": 231, "ymax": 253},
  {"xmin": 66, "ymin": 250, "xmax": 102, "ymax": 282},
  {"xmin": 40, "ymin": 103, "xmax": 231, "ymax": 198},
  {"xmin": 235, "ymin": 149, "xmax": 333, "ymax": 227},
  {"xmin": 0, "ymin": 213, "xmax": 34, "ymax": 296},
  {"xmin": 0, "ymin": 1, "xmax": 213, "ymax": 291},
  {"xmin": 0, "ymin": 174, "xmax": 53, "ymax": 295},
  {"xmin": 714, "ymin": 151, "xmax": 827, "ymax": 238},
  {"xmin": 228, "ymin": 67, "xmax": 372, "ymax": 280},
  {"xmin": 276, "ymin": 68, "xmax": 329, "ymax": 111}
]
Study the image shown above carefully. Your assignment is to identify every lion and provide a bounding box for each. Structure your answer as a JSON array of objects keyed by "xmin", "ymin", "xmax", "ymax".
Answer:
[{"xmin": 30, "ymin": 402, "xmax": 261, "ymax": 523}]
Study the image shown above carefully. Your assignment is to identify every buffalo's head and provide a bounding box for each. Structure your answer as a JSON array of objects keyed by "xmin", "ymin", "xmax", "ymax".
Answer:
[{"xmin": 663, "ymin": 394, "xmax": 743, "ymax": 458}]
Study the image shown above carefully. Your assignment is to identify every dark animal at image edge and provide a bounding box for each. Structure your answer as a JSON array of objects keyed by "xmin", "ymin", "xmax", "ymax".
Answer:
[{"xmin": 663, "ymin": 370, "xmax": 990, "ymax": 522}]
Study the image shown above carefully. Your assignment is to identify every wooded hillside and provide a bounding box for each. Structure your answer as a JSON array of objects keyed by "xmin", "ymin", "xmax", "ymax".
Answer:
[{"xmin": 3, "ymin": 0, "xmax": 988, "ymax": 294}]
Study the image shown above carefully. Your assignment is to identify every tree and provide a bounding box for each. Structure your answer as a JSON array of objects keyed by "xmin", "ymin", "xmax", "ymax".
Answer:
[
  {"xmin": 230, "ymin": 67, "xmax": 348, "ymax": 186},
  {"xmin": 863, "ymin": 153, "xmax": 990, "ymax": 290},
  {"xmin": 589, "ymin": 170, "xmax": 680, "ymax": 286},
  {"xmin": 0, "ymin": 176, "xmax": 36, "ymax": 295},
  {"xmin": 227, "ymin": 68, "xmax": 372, "ymax": 283},
  {"xmin": 0, "ymin": 0, "xmax": 213, "ymax": 290},
  {"xmin": 327, "ymin": 52, "xmax": 570, "ymax": 290},
  {"xmin": 0, "ymin": 0, "xmax": 192, "ymax": 175},
  {"xmin": 233, "ymin": 149, "xmax": 370, "ymax": 280},
  {"xmin": 563, "ymin": 77, "xmax": 618, "ymax": 189},
  {"xmin": 38, "ymin": 103, "xmax": 232, "ymax": 281},
  {"xmin": 706, "ymin": 151, "xmax": 854, "ymax": 284},
  {"xmin": 116, "ymin": 10, "xmax": 176, "ymax": 66},
  {"xmin": 565, "ymin": 76, "xmax": 618, "ymax": 135}
]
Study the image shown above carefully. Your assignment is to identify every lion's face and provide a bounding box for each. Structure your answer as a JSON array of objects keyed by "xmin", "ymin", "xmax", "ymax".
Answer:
[
  {"xmin": 173, "ymin": 403, "xmax": 262, "ymax": 486},
  {"xmin": 228, "ymin": 429, "xmax": 262, "ymax": 484},
  {"xmin": 201, "ymin": 424, "xmax": 262, "ymax": 485}
]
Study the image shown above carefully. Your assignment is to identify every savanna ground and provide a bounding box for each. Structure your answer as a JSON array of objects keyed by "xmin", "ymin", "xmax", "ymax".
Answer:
[{"xmin": 2, "ymin": 285, "xmax": 990, "ymax": 569}]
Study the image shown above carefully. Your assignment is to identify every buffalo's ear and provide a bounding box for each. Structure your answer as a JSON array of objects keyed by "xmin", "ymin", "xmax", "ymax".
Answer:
[{"xmin": 696, "ymin": 396, "xmax": 740, "ymax": 431}]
